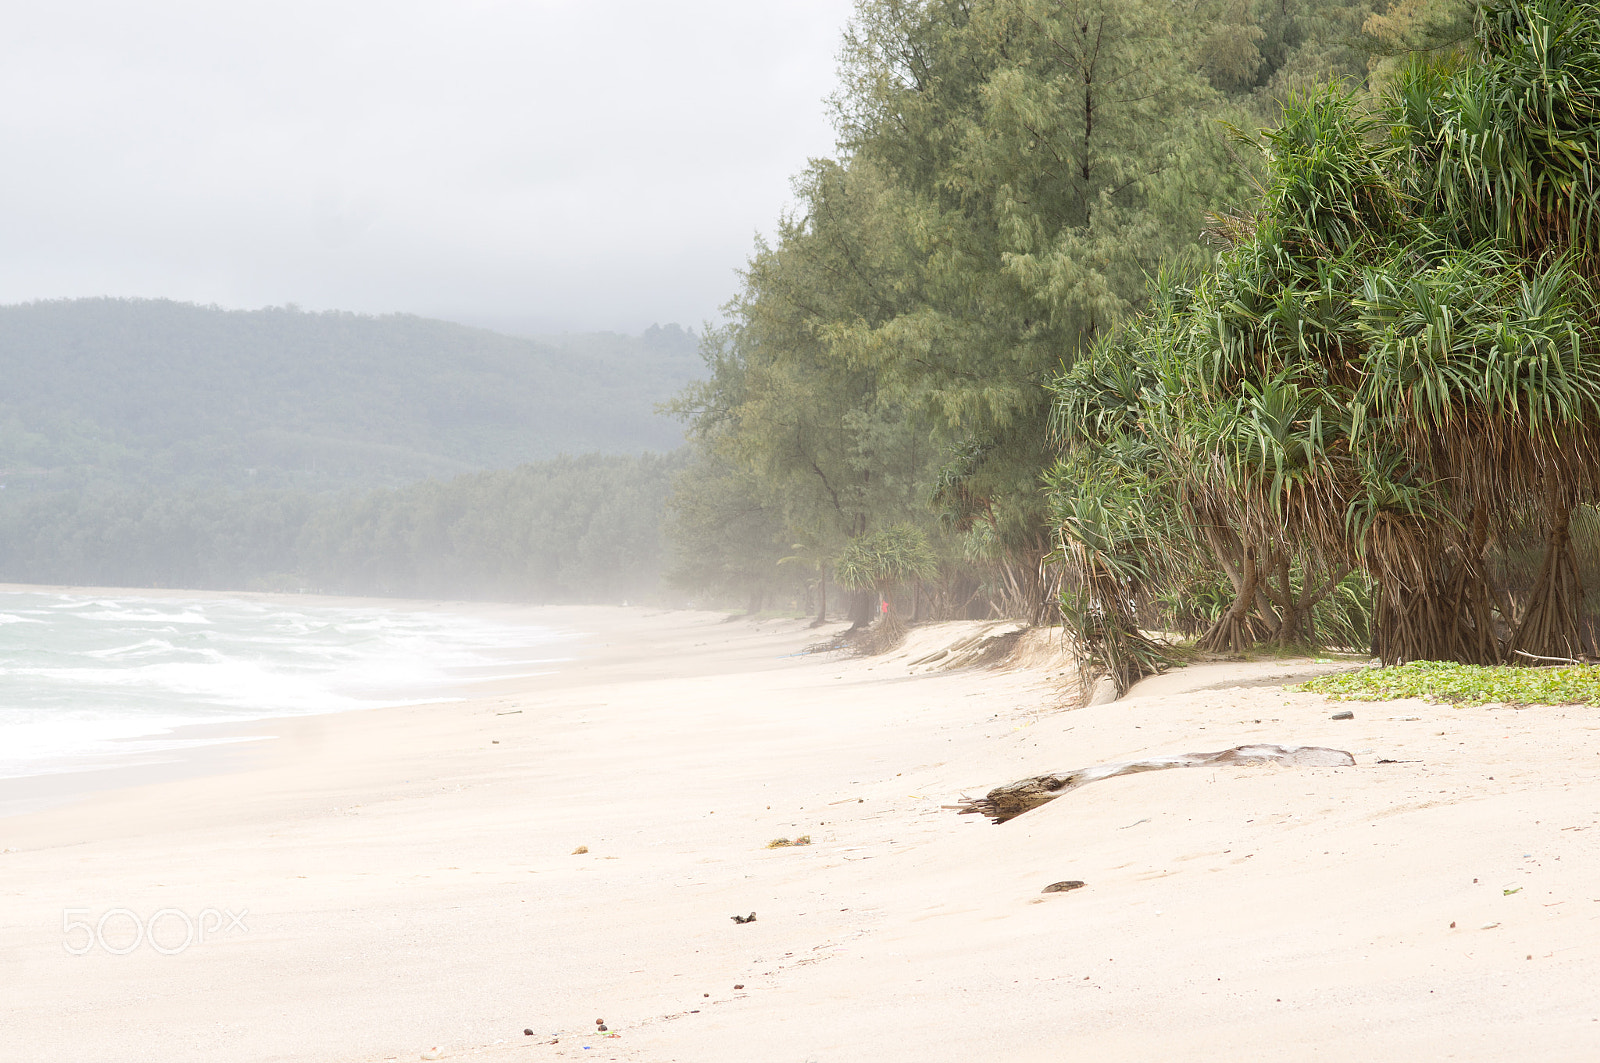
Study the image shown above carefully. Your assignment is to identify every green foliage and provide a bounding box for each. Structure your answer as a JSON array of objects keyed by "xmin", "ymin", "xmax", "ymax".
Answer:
[
  {"xmin": 833, "ymin": 0, "xmax": 1250, "ymax": 558},
  {"xmin": 0, "ymin": 299, "xmax": 697, "ymax": 492},
  {"xmin": 1365, "ymin": 0, "xmax": 1478, "ymax": 77},
  {"xmin": 833, "ymin": 524, "xmax": 939, "ymax": 591},
  {"xmin": 1047, "ymin": 0, "xmax": 1600, "ymax": 676},
  {"xmin": 661, "ymin": 444, "xmax": 799, "ymax": 606},
  {"xmin": 1299, "ymin": 659, "xmax": 1600, "ymax": 704},
  {"xmin": 0, "ymin": 453, "xmax": 682, "ymax": 601},
  {"xmin": 667, "ymin": 0, "xmax": 1284, "ymax": 618},
  {"xmin": 0, "ymin": 299, "xmax": 699, "ymax": 602},
  {"xmin": 1229, "ymin": 0, "xmax": 1393, "ymax": 102}
]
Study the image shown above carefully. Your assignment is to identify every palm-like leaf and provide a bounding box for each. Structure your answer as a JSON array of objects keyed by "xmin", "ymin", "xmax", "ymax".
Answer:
[{"xmin": 1047, "ymin": 0, "xmax": 1600, "ymax": 667}]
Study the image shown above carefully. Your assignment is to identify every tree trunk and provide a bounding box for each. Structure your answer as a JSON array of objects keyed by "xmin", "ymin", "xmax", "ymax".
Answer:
[
  {"xmin": 847, "ymin": 586, "xmax": 876, "ymax": 630},
  {"xmin": 809, "ymin": 572, "xmax": 828, "ymax": 628},
  {"xmin": 1198, "ymin": 547, "xmax": 1264, "ymax": 653},
  {"xmin": 1004, "ymin": 534, "xmax": 1057, "ymax": 625},
  {"xmin": 1512, "ymin": 501, "xmax": 1583, "ymax": 659},
  {"xmin": 1075, "ymin": 566, "xmax": 1168, "ymax": 697},
  {"xmin": 1277, "ymin": 564, "xmax": 1353, "ymax": 647},
  {"xmin": 1369, "ymin": 516, "xmax": 1501, "ymax": 665}
]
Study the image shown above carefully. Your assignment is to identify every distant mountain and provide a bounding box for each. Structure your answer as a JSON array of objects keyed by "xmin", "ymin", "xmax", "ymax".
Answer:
[{"xmin": 0, "ymin": 298, "xmax": 700, "ymax": 491}]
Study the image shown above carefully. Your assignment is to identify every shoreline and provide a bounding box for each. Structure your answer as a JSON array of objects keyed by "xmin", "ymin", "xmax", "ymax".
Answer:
[
  {"xmin": 0, "ymin": 586, "xmax": 617, "ymax": 815},
  {"xmin": 4, "ymin": 601, "xmax": 1600, "ymax": 1061}
]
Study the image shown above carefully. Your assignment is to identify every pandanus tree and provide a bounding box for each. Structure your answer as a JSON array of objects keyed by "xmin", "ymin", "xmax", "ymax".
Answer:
[
  {"xmin": 833, "ymin": 524, "xmax": 940, "ymax": 634},
  {"xmin": 1347, "ymin": 0, "xmax": 1600, "ymax": 662},
  {"xmin": 1048, "ymin": 0, "xmax": 1600, "ymax": 682},
  {"xmin": 1366, "ymin": 0, "xmax": 1600, "ymax": 660},
  {"xmin": 1352, "ymin": 248, "xmax": 1600, "ymax": 661}
]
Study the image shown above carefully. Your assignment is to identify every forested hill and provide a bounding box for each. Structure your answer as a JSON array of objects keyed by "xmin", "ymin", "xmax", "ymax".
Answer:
[{"xmin": 0, "ymin": 299, "xmax": 700, "ymax": 491}]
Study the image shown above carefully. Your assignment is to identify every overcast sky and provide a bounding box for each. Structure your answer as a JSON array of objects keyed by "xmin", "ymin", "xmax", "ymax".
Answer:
[{"xmin": 0, "ymin": 1, "xmax": 858, "ymax": 335}]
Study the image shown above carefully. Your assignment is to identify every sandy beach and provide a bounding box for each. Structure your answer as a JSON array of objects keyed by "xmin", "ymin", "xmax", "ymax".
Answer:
[{"xmin": 5, "ymin": 600, "xmax": 1600, "ymax": 1062}]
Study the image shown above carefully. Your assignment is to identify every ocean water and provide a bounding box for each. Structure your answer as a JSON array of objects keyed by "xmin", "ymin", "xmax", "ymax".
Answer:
[{"xmin": 0, "ymin": 591, "xmax": 571, "ymax": 781}]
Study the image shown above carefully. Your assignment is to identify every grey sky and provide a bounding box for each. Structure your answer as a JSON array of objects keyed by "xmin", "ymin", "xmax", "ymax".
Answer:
[{"xmin": 0, "ymin": 1, "xmax": 858, "ymax": 334}]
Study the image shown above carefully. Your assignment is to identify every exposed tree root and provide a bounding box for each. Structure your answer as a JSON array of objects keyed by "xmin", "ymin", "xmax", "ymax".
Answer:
[{"xmin": 1512, "ymin": 505, "xmax": 1584, "ymax": 660}]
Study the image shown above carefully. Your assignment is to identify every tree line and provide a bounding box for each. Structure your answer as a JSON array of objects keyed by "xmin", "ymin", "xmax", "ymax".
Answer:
[
  {"xmin": 0, "ymin": 303, "xmax": 701, "ymax": 604},
  {"xmin": 1051, "ymin": 0, "xmax": 1600, "ymax": 686},
  {"xmin": 0, "ymin": 299, "xmax": 697, "ymax": 492},
  {"xmin": 661, "ymin": 0, "xmax": 1600, "ymax": 676},
  {"xmin": 0, "ymin": 453, "xmax": 682, "ymax": 601}
]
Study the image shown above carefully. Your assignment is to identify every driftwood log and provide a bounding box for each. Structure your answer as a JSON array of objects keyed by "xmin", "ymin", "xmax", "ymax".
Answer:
[{"xmin": 949, "ymin": 743, "xmax": 1356, "ymax": 824}]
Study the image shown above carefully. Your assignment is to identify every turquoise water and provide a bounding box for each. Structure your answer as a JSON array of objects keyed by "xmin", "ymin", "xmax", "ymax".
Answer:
[{"xmin": 0, "ymin": 591, "xmax": 570, "ymax": 780}]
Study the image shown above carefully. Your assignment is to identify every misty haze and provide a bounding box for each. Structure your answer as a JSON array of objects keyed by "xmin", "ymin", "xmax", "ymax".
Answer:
[{"xmin": 6, "ymin": 2, "xmax": 1600, "ymax": 1062}]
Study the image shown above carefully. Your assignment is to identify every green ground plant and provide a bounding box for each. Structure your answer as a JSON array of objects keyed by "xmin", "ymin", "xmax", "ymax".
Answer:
[{"xmin": 1300, "ymin": 660, "xmax": 1600, "ymax": 704}]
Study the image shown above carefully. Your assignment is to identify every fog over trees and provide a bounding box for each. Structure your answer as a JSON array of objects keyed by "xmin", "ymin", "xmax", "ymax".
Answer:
[
  {"xmin": 8, "ymin": 0, "xmax": 1600, "ymax": 664},
  {"xmin": 0, "ymin": 299, "xmax": 696, "ymax": 490},
  {"xmin": 0, "ymin": 301, "xmax": 695, "ymax": 598}
]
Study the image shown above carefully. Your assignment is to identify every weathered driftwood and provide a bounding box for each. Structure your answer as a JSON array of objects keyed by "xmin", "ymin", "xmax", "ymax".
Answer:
[{"xmin": 949, "ymin": 743, "xmax": 1355, "ymax": 824}]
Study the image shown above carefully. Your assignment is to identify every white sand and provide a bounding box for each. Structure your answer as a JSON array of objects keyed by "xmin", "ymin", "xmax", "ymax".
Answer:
[{"xmin": 4, "ymin": 603, "xmax": 1600, "ymax": 1061}]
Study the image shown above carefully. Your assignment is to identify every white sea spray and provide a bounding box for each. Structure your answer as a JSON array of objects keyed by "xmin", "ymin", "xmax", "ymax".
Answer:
[{"xmin": 0, "ymin": 592, "xmax": 570, "ymax": 780}]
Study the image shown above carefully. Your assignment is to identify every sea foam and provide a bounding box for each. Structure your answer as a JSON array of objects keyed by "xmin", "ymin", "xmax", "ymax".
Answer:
[{"xmin": 0, "ymin": 592, "xmax": 570, "ymax": 781}]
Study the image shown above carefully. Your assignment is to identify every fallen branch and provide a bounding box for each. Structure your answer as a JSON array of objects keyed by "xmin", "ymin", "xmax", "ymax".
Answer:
[
  {"xmin": 1512, "ymin": 649, "xmax": 1582, "ymax": 666},
  {"xmin": 948, "ymin": 743, "xmax": 1356, "ymax": 823}
]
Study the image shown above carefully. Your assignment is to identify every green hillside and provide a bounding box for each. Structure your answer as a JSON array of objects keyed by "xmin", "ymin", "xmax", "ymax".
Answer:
[
  {"xmin": 0, "ymin": 452, "xmax": 685, "ymax": 600},
  {"xmin": 0, "ymin": 299, "xmax": 699, "ymax": 491}
]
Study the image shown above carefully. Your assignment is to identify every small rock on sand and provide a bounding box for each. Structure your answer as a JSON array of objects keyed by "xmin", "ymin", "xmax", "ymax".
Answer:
[{"xmin": 1042, "ymin": 880, "xmax": 1086, "ymax": 893}]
